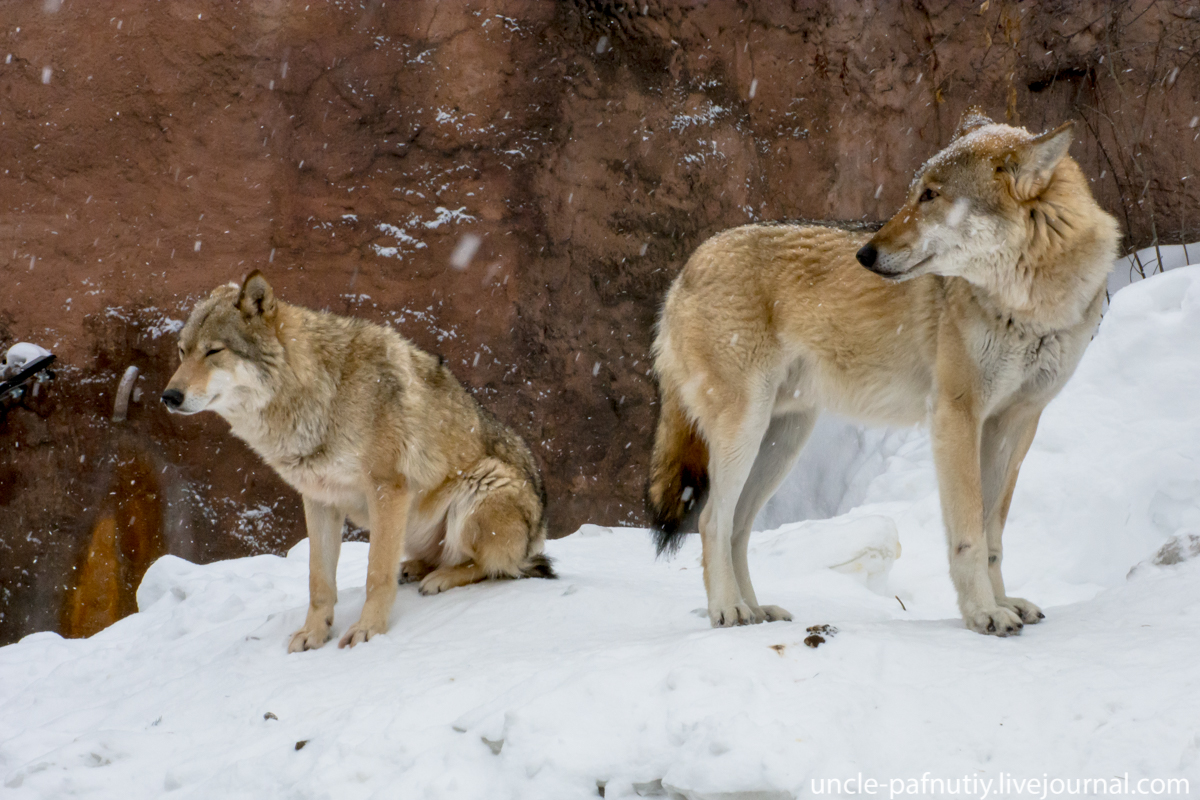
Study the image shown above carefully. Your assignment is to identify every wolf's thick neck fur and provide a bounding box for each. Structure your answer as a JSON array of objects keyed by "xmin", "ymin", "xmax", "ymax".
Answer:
[
  {"xmin": 972, "ymin": 157, "xmax": 1118, "ymax": 332},
  {"xmin": 221, "ymin": 303, "xmax": 362, "ymax": 471}
]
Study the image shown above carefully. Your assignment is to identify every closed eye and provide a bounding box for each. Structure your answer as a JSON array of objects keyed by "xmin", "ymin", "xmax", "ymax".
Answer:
[
  {"xmin": 919, "ymin": 187, "xmax": 939, "ymax": 203},
  {"xmin": 205, "ymin": 347, "xmax": 225, "ymax": 357}
]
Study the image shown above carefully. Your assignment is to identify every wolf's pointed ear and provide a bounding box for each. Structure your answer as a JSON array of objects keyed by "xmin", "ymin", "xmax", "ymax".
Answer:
[
  {"xmin": 951, "ymin": 106, "xmax": 993, "ymax": 141},
  {"xmin": 1013, "ymin": 121, "xmax": 1074, "ymax": 199},
  {"xmin": 237, "ymin": 271, "xmax": 276, "ymax": 321}
]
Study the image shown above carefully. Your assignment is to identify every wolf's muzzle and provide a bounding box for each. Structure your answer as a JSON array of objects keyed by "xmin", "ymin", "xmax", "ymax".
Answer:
[{"xmin": 161, "ymin": 389, "xmax": 184, "ymax": 410}]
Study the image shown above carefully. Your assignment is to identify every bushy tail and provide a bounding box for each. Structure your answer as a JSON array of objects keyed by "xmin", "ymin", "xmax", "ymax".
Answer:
[
  {"xmin": 645, "ymin": 383, "xmax": 709, "ymax": 557},
  {"xmin": 521, "ymin": 553, "xmax": 557, "ymax": 579}
]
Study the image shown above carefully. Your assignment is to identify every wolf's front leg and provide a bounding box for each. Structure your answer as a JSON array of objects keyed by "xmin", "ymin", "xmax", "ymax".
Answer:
[
  {"xmin": 981, "ymin": 407, "xmax": 1045, "ymax": 625},
  {"xmin": 932, "ymin": 387, "xmax": 1023, "ymax": 636},
  {"xmin": 289, "ymin": 498, "xmax": 345, "ymax": 652},
  {"xmin": 340, "ymin": 479, "xmax": 410, "ymax": 648}
]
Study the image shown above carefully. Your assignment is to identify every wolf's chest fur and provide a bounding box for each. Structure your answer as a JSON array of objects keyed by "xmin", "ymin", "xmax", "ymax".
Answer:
[
  {"xmin": 275, "ymin": 449, "xmax": 364, "ymax": 509},
  {"xmin": 233, "ymin": 409, "xmax": 371, "ymax": 514},
  {"xmin": 965, "ymin": 304, "xmax": 1092, "ymax": 414}
]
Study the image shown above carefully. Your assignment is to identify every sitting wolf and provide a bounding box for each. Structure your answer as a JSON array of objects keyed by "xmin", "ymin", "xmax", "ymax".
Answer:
[{"xmin": 163, "ymin": 272, "xmax": 553, "ymax": 651}]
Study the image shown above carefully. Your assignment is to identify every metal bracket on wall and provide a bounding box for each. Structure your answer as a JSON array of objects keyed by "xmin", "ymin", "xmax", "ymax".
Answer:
[{"xmin": 0, "ymin": 354, "xmax": 56, "ymax": 401}]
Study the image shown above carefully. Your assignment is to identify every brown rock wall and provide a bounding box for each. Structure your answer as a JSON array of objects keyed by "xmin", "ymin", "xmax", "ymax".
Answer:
[{"xmin": 1, "ymin": 0, "xmax": 1197, "ymax": 643}]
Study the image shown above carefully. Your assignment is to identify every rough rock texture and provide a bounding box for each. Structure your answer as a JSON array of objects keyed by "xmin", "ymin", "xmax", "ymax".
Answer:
[{"xmin": 1, "ymin": 0, "xmax": 1197, "ymax": 643}]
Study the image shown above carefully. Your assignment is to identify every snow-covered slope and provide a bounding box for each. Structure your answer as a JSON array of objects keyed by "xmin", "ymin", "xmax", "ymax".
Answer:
[
  {"xmin": 1110, "ymin": 242, "xmax": 1200, "ymax": 295},
  {"xmin": 2, "ymin": 269, "xmax": 1199, "ymax": 799}
]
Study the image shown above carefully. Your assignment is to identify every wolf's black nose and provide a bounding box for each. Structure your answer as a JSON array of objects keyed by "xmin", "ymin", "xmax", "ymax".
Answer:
[
  {"xmin": 856, "ymin": 243, "xmax": 878, "ymax": 268},
  {"xmin": 161, "ymin": 389, "xmax": 184, "ymax": 409}
]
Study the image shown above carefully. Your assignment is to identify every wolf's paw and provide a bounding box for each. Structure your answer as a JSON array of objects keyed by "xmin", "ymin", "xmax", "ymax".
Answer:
[
  {"xmin": 709, "ymin": 601, "xmax": 758, "ymax": 627},
  {"xmin": 338, "ymin": 620, "xmax": 386, "ymax": 648},
  {"xmin": 418, "ymin": 570, "xmax": 457, "ymax": 596},
  {"xmin": 288, "ymin": 623, "xmax": 331, "ymax": 653},
  {"xmin": 963, "ymin": 604, "xmax": 1024, "ymax": 636},
  {"xmin": 754, "ymin": 604, "xmax": 793, "ymax": 623},
  {"xmin": 998, "ymin": 596, "xmax": 1044, "ymax": 624},
  {"xmin": 400, "ymin": 559, "xmax": 433, "ymax": 584}
]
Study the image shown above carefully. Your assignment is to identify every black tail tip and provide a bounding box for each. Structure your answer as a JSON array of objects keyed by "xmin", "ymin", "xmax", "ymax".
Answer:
[
  {"xmin": 646, "ymin": 476, "xmax": 707, "ymax": 559},
  {"xmin": 651, "ymin": 524, "xmax": 687, "ymax": 558},
  {"xmin": 647, "ymin": 493, "xmax": 702, "ymax": 559},
  {"xmin": 524, "ymin": 553, "xmax": 557, "ymax": 579}
]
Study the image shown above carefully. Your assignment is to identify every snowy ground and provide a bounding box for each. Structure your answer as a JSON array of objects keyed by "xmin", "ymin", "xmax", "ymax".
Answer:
[{"xmin": 2, "ymin": 267, "xmax": 1200, "ymax": 799}]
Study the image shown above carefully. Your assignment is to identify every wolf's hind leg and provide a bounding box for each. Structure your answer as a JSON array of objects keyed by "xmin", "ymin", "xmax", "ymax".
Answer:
[
  {"xmin": 730, "ymin": 410, "xmax": 817, "ymax": 623},
  {"xmin": 702, "ymin": 401, "xmax": 772, "ymax": 627},
  {"xmin": 289, "ymin": 498, "xmax": 344, "ymax": 653},
  {"xmin": 420, "ymin": 485, "xmax": 535, "ymax": 595},
  {"xmin": 981, "ymin": 407, "xmax": 1045, "ymax": 625},
  {"xmin": 399, "ymin": 559, "xmax": 434, "ymax": 583},
  {"xmin": 419, "ymin": 560, "xmax": 490, "ymax": 595}
]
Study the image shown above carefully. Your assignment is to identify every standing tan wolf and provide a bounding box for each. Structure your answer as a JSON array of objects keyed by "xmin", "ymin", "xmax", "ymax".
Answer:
[
  {"xmin": 162, "ymin": 272, "xmax": 553, "ymax": 651},
  {"xmin": 647, "ymin": 108, "xmax": 1118, "ymax": 635}
]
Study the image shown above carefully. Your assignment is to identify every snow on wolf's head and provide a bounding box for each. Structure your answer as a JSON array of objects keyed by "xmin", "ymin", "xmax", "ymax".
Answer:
[
  {"xmin": 161, "ymin": 272, "xmax": 281, "ymax": 418},
  {"xmin": 856, "ymin": 107, "xmax": 1076, "ymax": 290}
]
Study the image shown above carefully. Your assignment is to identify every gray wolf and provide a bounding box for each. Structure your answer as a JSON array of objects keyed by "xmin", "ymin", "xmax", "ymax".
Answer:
[
  {"xmin": 647, "ymin": 108, "xmax": 1118, "ymax": 635},
  {"xmin": 162, "ymin": 272, "xmax": 554, "ymax": 651}
]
